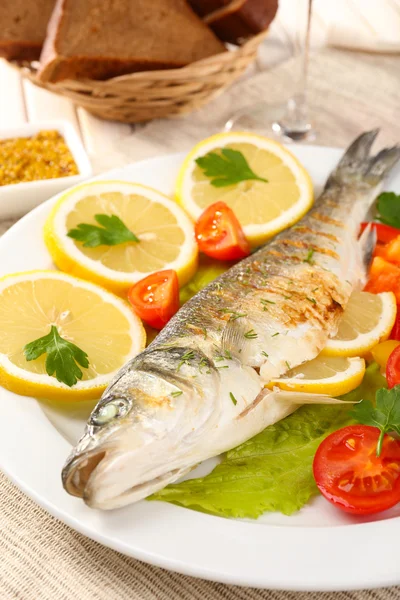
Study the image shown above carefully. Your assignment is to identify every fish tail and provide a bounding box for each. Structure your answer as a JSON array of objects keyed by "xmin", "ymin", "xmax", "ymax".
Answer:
[{"xmin": 327, "ymin": 129, "xmax": 400, "ymax": 187}]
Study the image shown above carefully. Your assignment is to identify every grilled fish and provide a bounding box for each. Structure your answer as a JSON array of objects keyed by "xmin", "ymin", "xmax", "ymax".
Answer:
[{"xmin": 63, "ymin": 131, "xmax": 400, "ymax": 509}]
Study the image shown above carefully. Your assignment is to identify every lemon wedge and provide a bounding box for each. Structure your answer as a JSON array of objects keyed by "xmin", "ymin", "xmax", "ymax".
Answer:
[
  {"xmin": 322, "ymin": 291, "xmax": 396, "ymax": 357},
  {"xmin": 175, "ymin": 132, "xmax": 313, "ymax": 246},
  {"xmin": 0, "ymin": 271, "xmax": 145, "ymax": 400},
  {"xmin": 268, "ymin": 356, "xmax": 365, "ymax": 397},
  {"xmin": 44, "ymin": 181, "xmax": 198, "ymax": 295}
]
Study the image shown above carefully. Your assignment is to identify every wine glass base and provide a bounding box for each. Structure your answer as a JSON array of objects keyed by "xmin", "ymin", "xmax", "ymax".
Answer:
[
  {"xmin": 272, "ymin": 121, "xmax": 316, "ymax": 143},
  {"xmin": 223, "ymin": 103, "xmax": 315, "ymax": 143}
]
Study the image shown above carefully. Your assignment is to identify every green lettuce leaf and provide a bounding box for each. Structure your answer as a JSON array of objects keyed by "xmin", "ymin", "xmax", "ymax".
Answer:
[
  {"xmin": 150, "ymin": 362, "xmax": 385, "ymax": 518},
  {"xmin": 150, "ymin": 404, "xmax": 351, "ymax": 518},
  {"xmin": 339, "ymin": 361, "xmax": 387, "ymax": 403},
  {"xmin": 179, "ymin": 256, "xmax": 230, "ymax": 305}
]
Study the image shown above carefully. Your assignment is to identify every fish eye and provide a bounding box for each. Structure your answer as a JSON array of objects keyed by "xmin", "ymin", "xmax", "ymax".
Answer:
[{"xmin": 91, "ymin": 397, "xmax": 131, "ymax": 426}]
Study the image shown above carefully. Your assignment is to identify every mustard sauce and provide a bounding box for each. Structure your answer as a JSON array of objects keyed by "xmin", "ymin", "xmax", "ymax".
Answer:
[{"xmin": 0, "ymin": 130, "xmax": 79, "ymax": 186}]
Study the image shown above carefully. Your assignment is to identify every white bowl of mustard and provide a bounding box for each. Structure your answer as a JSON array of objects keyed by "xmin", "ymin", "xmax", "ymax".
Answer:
[{"xmin": 0, "ymin": 120, "xmax": 92, "ymax": 219}]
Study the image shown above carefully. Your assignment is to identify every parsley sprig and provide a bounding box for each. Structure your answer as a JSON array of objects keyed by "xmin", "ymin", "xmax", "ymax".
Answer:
[
  {"xmin": 24, "ymin": 325, "xmax": 89, "ymax": 387},
  {"xmin": 352, "ymin": 386, "xmax": 400, "ymax": 456},
  {"xmin": 68, "ymin": 214, "xmax": 139, "ymax": 248},
  {"xmin": 376, "ymin": 192, "xmax": 400, "ymax": 229},
  {"xmin": 195, "ymin": 148, "xmax": 268, "ymax": 188}
]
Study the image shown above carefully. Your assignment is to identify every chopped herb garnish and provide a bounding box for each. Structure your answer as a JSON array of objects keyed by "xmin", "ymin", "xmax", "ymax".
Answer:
[
  {"xmin": 307, "ymin": 297, "xmax": 317, "ymax": 304},
  {"xmin": 229, "ymin": 392, "xmax": 238, "ymax": 406},
  {"xmin": 283, "ymin": 294, "xmax": 292, "ymax": 300},
  {"xmin": 199, "ymin": 357, "xmax": 210, "ymax": 374},
  {"xmin": 216, "ymin": 349, "xmax": 233, "ymax": 361},
  {"xmin": 201, "ymin": 327, "xmax": 208, "ymax": 340},
  {"xmin": 195, "ymin": 148, "xmax": 268, "ymax": 188},
  {"xmin": 171, "ymin": 391, "xmax": 183, "ymax": 397},
  {"xmin": 217, "ymin": 365, "xmax": 229, "ymax": 370},
  {"xmin": 260, "ymin": 299, "xmax": 275, "ymax": 305},
  {"xmin": 303, "ymin": 248, "xmax": 315, "ymax": 264},
  {"xmin": 285, "ymin": 360, "xmax": 291, "ymax": 369},
  {"xmin": 68, "ymin": 214, "xmax": 139, "ymax": 248},
  {"xmin": 219, "ymin": 308, "xmax": 247, "ymax": 321},
  {"xmin": 24, "ymin": 325, "xmax": 89, "ymax": 387},
  {"xmin": 272, "ymin": 332, "xmax": 280, "ymax": 337},
  {"xmin": 261, "ymin": 351, "xmax": 269, "ymax": 358},
  {"xmin": 312, "ymin": 287, "xmax": 319, "ymax": 293},
  {"xmin": 177, "ymin": 350, "xmax": 195, "ymax": 372},
  {"xmin": 244, "ymin": 329, "xmax": 258, "ymax": 339}
]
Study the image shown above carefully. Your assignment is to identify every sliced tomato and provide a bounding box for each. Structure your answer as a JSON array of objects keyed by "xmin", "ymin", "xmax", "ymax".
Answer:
[
  {"xmin": 373, "ymin": 243, "xmax": 389, "ymax": 259},
  {"xmin": 127, "ymin": 269, "xmax": 179, "ymax": 330},
  {"xmin": 195, "ymin": 201, "xmax": 250, "ymax": 261},
  {"xmin": 360, "ymin": 222, "xmax": 400, "ymax": 244},
  {"xmin": 386, "ymin": 345, "xmax": 400, "ymax": 388},
  {"xmin": 390, "ymin": 310, "xmax": 400, "ymax": 341},
  {"xmin": 313, "ymin": 425, "xmax": 400, "ymax": 515},
  {"xmin": 365, "ymin": 257, "xmax": 400, "ymax": 303},
  {"xmin": 377, "ymin": 235, "xmax": 400, "ymax": 265}
]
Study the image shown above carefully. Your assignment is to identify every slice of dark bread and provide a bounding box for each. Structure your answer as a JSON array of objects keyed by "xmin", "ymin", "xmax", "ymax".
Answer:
[
  {"xmin": 0, "ymin": 0, "xmax": 56, "ymax": 61},
  {"xmin": 38, "ymin": 0, "xmax": 225, "ymax": 83},
  {"xmin": 187, "ymin": 0, "xmax": 230, "ymax": 18},
  {"xmin": 189, "ymin": 0, "xmax": 278, "ymax": 44}
]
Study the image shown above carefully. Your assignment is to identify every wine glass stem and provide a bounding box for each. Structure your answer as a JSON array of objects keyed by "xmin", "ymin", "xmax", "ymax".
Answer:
[{"xmin": 277, "ymin": 0, "xmax": 313, "ymax": 140}]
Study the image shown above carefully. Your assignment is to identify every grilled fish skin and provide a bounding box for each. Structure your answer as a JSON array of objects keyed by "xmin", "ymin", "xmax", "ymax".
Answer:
[{"xmin": 63, "ymin": 131, "xmax": 400, "ymax": 510}]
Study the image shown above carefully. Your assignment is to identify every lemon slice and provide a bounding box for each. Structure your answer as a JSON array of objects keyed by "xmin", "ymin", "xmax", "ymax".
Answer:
[
  {"xmin": 268, "ymin": 356, "xmax": 365, "ymax": 396},
  {"xmin": 44, "ymin": 181, "xmax": 198, "ymax": 295},
  {"xmin": 175, "ymin": 132, "xmax": 313, "ymax": 246},
  {"xmin": 0, "ymin": 271, "xmax": 145, "ymax": 400},
  {"xmin": 321, "ymin": 291, "xmax": 396, "ymax": 357}
]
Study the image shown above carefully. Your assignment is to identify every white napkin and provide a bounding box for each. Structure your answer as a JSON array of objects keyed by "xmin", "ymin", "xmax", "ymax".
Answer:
[
  {"xmin": 326, "ymin": 0, "xmax": 400, "ymax": 53},
  {"xmin": 260, "ymin": 0, "xmax": 400, "ymax": 71}
]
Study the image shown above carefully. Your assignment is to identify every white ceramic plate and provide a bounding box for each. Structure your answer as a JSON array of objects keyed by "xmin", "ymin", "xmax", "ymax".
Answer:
[
  {"xmin": 1, "ymin": 145, "xmax": 400, "ymax": 592},
  {"xmin": 0, "ymin": 120, "xmax": 92, "ymax": 219}
]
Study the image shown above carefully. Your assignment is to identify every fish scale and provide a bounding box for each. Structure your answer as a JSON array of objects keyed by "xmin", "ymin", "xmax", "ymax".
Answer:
[{"xmin": 62, "ymin": 131, "xmax": 400, "ymax": 510}]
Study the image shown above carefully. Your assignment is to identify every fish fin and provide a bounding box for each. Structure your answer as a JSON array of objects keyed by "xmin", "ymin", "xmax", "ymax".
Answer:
[
  {"xmin": 365, "ymin": 146, "xmax": 400, "ymax": 185},
  {"xmin": 327, "ymin": 129, "xmax": 400, "ymax": 187},
  {"xmin": 221, "ymin": 321, "xmax": 247, "ymax": 356},
  {"xmin": 358, "ymin": 221, "xmax": 377, "ymax": 276}
]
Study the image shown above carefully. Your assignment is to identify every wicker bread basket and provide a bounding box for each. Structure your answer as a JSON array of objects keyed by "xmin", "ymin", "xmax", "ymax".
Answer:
[{"xmin": 13, "ymin": 31, "xmax": 267, "ymax": 123}]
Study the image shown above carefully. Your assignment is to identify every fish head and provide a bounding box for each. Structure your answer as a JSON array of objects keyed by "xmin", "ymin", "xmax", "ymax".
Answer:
[{"xmin": 62, "ymin": 347, "xmax": 219, "ymax": 509}]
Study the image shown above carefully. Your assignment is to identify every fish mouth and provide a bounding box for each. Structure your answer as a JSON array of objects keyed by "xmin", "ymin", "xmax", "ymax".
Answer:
[
  {"xmin": 62, "ymin": 450, "xmax": 107, "ymax": 498},
  {"xmin": 62, "ymin": 449, "xmax": 187, "ymax": 509}
]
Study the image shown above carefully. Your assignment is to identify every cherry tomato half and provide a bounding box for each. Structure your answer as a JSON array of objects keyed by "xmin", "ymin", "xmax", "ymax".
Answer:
[
  {"xmin": 365, "ymin": 257, "xmax": 400, "ymax": 303},
  {"xmin": 195, "ymin": 201, "xmax": 250, "ymax": 261},
  {"xmin": 313, "ymin": 425, "xmax": 400, "ymax": 515},
  {"xmin": 127, "ymin": 269, "xmax": 179, "ymax": 330},
  {"xmin": 386, "ymin": 344, "xmax": 400, "ymax": 388},
  {"xmin": 390, "ymin": 309, "xmax": 400, "ymax": 341},
  {"xmin": 360, "ymin": 222, "xmax": 400, "ymax": 244}
]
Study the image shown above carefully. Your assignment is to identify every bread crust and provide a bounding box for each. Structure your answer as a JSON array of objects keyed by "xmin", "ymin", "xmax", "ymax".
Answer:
[
  {"xmin": 0, "ymin": 0, "xmax": 56, "ymax": 61},
  {"xmin": 0, "ymin": 41, "xmax": 43, "ymax": 61},
  {"xmin": 190, "ymin": 0, "xmax": 278, "ymax": 43},
  {"xmin": 39, "ymin": 0, "xmax": 225, "ymax": 83}
]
